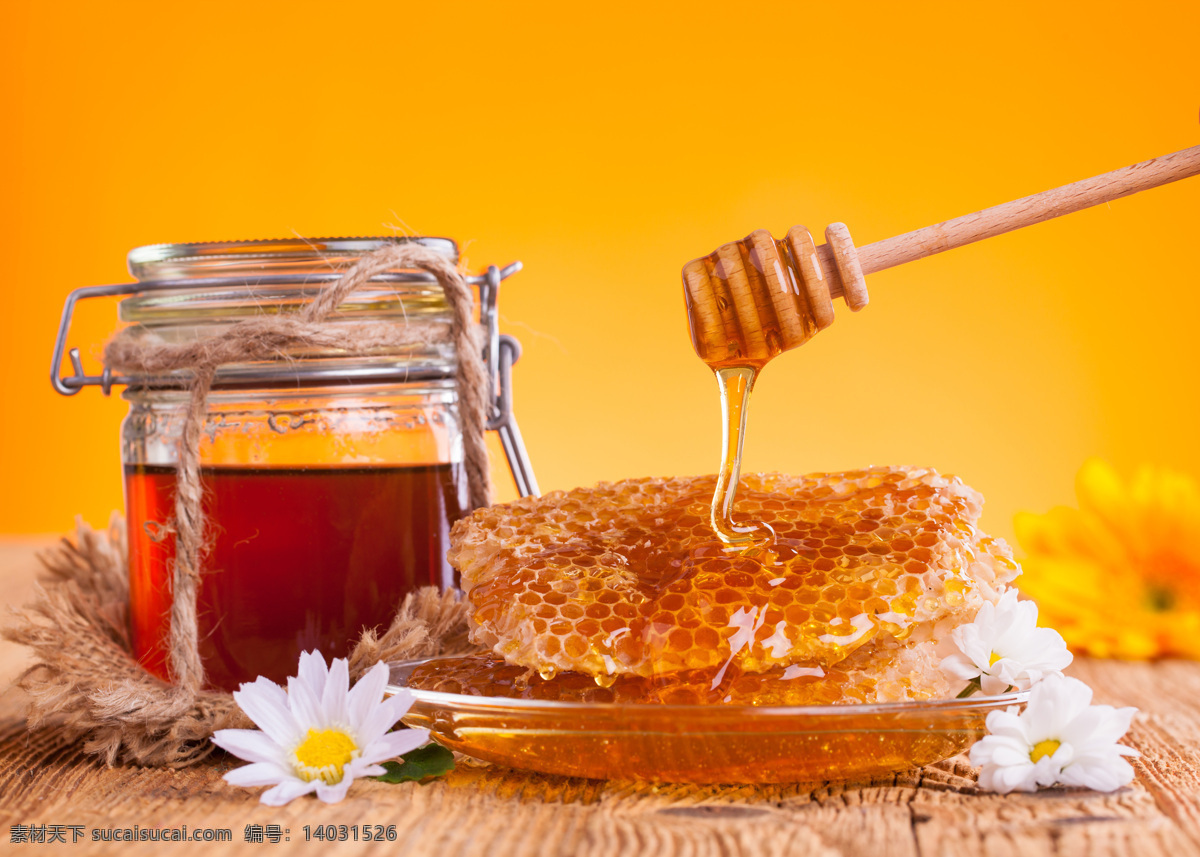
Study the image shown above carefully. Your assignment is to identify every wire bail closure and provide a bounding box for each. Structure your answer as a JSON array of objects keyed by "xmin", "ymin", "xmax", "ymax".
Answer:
[{"xmin": 50, "ymin": 260, "xmax": 539, "ymax": 497}]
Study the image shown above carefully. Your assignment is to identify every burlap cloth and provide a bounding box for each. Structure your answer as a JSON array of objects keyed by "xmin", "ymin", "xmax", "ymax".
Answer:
[{"xmin": 4, "ymin": 517, "xmax": 475, "ymax": 767}]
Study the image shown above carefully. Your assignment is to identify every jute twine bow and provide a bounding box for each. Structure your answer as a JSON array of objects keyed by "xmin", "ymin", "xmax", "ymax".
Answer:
[{"xmin": 104, "ymin": 242, "xmax": 493, "ymax": 694}]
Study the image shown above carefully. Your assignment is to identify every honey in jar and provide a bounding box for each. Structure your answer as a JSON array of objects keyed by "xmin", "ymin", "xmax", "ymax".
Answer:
[{"xmin": 126, "ymin": 462, "xmax": 464, "ymax": 690}]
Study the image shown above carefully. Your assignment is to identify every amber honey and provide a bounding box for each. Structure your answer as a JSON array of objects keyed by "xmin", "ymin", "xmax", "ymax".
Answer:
[
  {"xmin": 682, "ymin": 230, "xmax": 820, "ymax": 371},
  {"xmin": 402, "ymin": 698, "xmax": 987, "ymax": 784},
  {"xmin": 126, "ymin": 462, "xmax": 465, "ymax": 691}
]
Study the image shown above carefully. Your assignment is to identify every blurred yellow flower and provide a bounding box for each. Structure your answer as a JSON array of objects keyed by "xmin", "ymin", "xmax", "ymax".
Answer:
[{"xmin": 1014, "ymin": 459, "xmax": 1200, "ymax": 660}]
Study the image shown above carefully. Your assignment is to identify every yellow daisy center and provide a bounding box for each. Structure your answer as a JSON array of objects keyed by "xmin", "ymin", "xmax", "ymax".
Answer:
[
  {"xmin": 1030, "ymin": 739, "xmax": 1061, "ymax": 763},
  {"xmin": 988, "ymin": 652, "xmax": 1002, "ymax": 666},
  {"xmin": 1145, "ymin": 584, "xmax": 1176, "ymax": 613},
  {"xmin": 293, "ymin": 728, "xmax": 359, "ymax": 784}
]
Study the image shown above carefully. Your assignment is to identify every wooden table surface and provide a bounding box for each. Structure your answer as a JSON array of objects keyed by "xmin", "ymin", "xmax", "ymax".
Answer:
[{"xmin": 3, "ymin": 538, "xmax": 1200, "ymax": 856}]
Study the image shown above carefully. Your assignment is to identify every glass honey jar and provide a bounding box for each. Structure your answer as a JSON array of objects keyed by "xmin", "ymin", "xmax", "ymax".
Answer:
[{"xmin": 51, "ymin": 237, "xmax": 536, "ymax": 691}]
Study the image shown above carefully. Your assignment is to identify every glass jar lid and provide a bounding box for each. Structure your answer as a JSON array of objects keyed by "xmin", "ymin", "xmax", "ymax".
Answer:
[
  {"xmin": 121, "ymin": 236, "xmax": 459, "ymax": 326},
  {"xmin": 115, "ymin": 236, "xmax": 463, "ymax": 387},
  {"xmin": 127, "ymin": 236, "xmax": 458, "ymax": 280}
]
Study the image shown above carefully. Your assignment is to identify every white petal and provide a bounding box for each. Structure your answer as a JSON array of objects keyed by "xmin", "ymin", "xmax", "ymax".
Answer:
[
  {"xmin": 347, "ymin": 662, "xmax": 390, "ymax": 731},
  {"xmin": 978, "ymin": 761, "xmax": 1037, "ymax": 794},
  {"xmin": 363, "ymin": 728, "xmax": 430, "ymax": 764},
  {"xmin": 996, "ymin": 588, "xmax": 1021, "ymax": 612},
  {"xmin": 359, "ymin": 691, "xmax": 416, "ymax": 742},
  {"xmin": 1070, "ymin": 742, "xmax": 1141, "ymax": 781},
  {"xmin": 939, "ymin": 653, "xmax": 982, "ymax": 682},
  {"xmin": 980, "ymin": 672, "xmax": 1013, "ymax": 695},
  {"xmin": 1032, "ymin": 756, "xmax": 1063, "ymax": 787},
  {"xmin": 985, "ymin": 657, "xmax": 1016, "ymax": 681},
  {"xmin": 1027, "ymin": 628, "xmax": 1074, "ymax": 671},
  {"xmin": 975, "ymin": 598, "xmax": 999, "ymax": 628},
  {"xmin": 1016, "ymin": 668, "xmax": 1046, "ymax": 689},
  {"xmin": 315, "ymin": 778, "xmax": 354, "ymax": 804},
  {"xmin": 990, "ymin": 605, "xmax": 1025, "ymax": 642},
  {"xmin": 237, "ymin": 674, "xmax": 290, "ymax": 707},
  {"xmin": 970, "ymin": 735, "xmax": 1018, "ymax": 766},
  {"xmin": 287, "ymin": 674, "xmax": 324, "ymax": 730},
  {"xmin": 297, "ymin": 650, "xmax": 329, "ymax": 699},
  {"xmin": 955, "ymin": 626, "xmax": 992, "ymax": 668},
  {"xmin": 233, "ymin": 679, "xmax": 301, "ymax": 745},
  {"xmin": 1064, "ymin": 705, "xmax": 1136, "ymax": 750},
  {"xmin": 260, "ymin": 778, "xmax": 317, "ymax": 806},
  {"xmin": 223, "ymin": 762, "xmax": 290, "ymax": 788},
  {"xmin": 1050, "ymin": 741, "xmax": 1075, "ymax": 768},
  {"xmin": 990, "ymin": 743, "xmax": 1035, "ymax": 768},
  {"xmin": 1059, "ymin": 756, "xmax": 1135, "ymax": 792},
  {"xmin": 1025, "ymin": 675, "xmax": 1092, "ymax": 739},
  {"xmin": 1012, "ymin": 598, "xmax": 1040, "ymax": 629},
  {"xmin": 322, "ymin": 658, "xmax": 351, "ymax": 725},
  {"xmin": 211, "ymin": 729, "xmax": 286, "ymax": 765},
  {"xmin": 344, "ymin": 756, "xmax": 389, "ymax": 780},
  {"xmin": 984, "ymin": 709, "xmax": 1029, "ymax": 741},
  {"xmin": 1071, "ymin": 747, "xmax": 1139, "ymax": 772},
  {"xmin": 970, "ymin": 732, "xmax": 1029, "ymax": 760}
]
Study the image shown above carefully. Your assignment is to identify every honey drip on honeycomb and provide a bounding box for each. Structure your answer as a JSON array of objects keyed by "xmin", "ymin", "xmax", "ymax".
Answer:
[
  {"xmin": 711, "ymin": 366, "xmax": 773, "ymax": 548},
  {"xmin": 409, "ymin": 636, "xmax": 955, "ymax": 706},
  {"xmin": 449, "ymin": 467, "xmax": 1020, "ymax": 690},
  {"xmin": 685, "ymin": 232, "xmax": 823, "ymax": 547}
]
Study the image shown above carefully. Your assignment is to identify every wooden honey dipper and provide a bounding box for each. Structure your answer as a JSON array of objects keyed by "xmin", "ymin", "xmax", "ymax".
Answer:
[{"xmin": 683, "ymin": 144, "xmax": 1200, "ymax": 368}]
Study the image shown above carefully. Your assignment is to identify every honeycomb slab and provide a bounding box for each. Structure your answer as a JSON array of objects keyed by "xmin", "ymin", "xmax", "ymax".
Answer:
[
  {"xmin": 449, "ymin": 466, "xmax": 1019, "ymax": 685},
  {"xmin": 408, "ymin": 634, "xmax": 956, "ymax": 705}
]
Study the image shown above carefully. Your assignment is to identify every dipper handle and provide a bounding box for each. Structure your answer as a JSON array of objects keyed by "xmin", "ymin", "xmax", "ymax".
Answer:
[
  {"xmin": 844, "ymin": 142, "xmax": 1200, "ymax": 291},
  {"xmin": 683, "ymin": 144, "xmax": 1200, "ymax": 368}
]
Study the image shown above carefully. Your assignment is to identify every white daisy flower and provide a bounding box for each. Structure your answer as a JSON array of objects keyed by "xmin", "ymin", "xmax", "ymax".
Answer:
[
  {"xmin": 940, "ymin": 588, "xmax": 1073, "ymax": 696},
  {"xmin": 971, "ymin": 673, "xmax": 1139, "ymax": 794},
  {"xmin": 212, "ymin": 650, "xmax": 429, "ymax": 805}
]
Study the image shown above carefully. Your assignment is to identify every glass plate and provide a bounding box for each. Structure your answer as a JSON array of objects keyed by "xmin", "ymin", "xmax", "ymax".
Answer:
[{"xmin": 387, "ymin": 659, "xmax": 1028, "ymax": 784}]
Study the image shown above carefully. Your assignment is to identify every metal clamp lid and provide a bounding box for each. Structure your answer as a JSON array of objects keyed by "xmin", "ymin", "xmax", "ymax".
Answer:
[{"xmin": 50, "ymin": 260, "xmax": 539, "ymax": 498}]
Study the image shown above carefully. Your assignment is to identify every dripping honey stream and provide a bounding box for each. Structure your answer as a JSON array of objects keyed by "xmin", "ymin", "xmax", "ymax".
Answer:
[
  {"xmin": 686, "ymin": 230, "xmax": 820, "ymax": 550},
  {"xmin": 712, "ymin": 366, "xmax": 774, "ymax": 548}
]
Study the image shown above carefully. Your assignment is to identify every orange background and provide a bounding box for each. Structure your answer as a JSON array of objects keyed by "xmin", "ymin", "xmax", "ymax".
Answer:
[{"xmin": 2, "ymin": 0, "xmax": 1199, "ymax": 548}]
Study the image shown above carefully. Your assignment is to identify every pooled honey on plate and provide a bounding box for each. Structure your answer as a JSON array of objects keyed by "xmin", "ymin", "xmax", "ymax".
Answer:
[{"xmin": 397, "ymin": 656, "xmax": 1016, "ymax": 783}]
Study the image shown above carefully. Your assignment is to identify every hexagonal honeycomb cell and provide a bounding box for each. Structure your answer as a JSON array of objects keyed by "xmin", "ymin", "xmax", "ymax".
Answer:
[{"xmin": 449, "ymin": 466, "xmax": 1019, "ymax": 683}]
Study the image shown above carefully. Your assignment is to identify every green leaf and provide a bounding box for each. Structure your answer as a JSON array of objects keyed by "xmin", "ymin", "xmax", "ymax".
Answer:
[{"xmin": 375, "ymin": 744, "xmax": 455, "ymax": 783}]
